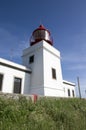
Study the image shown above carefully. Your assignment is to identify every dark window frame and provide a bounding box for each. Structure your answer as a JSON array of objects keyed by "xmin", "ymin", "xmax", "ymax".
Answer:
[
  {"xmin": 13, "ymin": 77, "xmax": 22, "ymax": 94},
  {"xmin": 68, "ymin": 89, "xmax": 70, "ymax": 97},
  {"xmin": 0, "ymin": 73, "xmax": 3, "ymax": 91},
  {"xmin": 29, "ymin": 55, "xmax": 34, "ymax": 64},
  {"xmin": 72, "ymin": 90, "xmax": 75, "ymax": 97},
  {"xmin": 52, "ymin": 68, "xmax": 56, "ymax": 79}
]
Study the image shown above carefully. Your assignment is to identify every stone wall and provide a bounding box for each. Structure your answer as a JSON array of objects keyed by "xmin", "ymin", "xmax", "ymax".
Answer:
[{"xmin": 0, "ymin": 92, "xmax": 39, "ymax": 102}]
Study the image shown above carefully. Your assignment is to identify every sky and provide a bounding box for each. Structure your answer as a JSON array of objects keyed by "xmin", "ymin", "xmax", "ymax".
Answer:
[{"xmin": 0, "ymin": 0, "xmax": 86, "ymax": 98}]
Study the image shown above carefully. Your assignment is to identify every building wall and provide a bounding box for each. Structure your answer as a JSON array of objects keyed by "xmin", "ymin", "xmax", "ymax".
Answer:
[
  {"xmin": 63, "ymin": 81, "xmax": 76, "ymax": 97},
  {"xmin": 44, "ymin": 88, "xmax": 65, "ymax": 97},
  {"xmin": 22, "ymin": 41, "xmax": 44, "ymax": 94},
  {"xmin": 43, "ymin": 41, "xmax": 64, "ymax": 96},
  {"xmin": 22, "ymin": 40, "xmax": 65, "ymax": 97},
  {"xmin": 0, "ymin": 61, "xmax": 30, "ymax": 94}
]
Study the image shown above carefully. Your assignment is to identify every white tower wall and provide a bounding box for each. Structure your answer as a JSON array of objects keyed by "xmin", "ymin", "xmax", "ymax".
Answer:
[
  {"xmin": 22, "ymin": 40, "xmax": 64, "ymax": 97},
  {"xmin": 43, "ymin": 41, "xmax": 64, "ymax": 96},
  {"xmin": 22, "ymin": 42, "xmax": 44, "ymax": 95}
]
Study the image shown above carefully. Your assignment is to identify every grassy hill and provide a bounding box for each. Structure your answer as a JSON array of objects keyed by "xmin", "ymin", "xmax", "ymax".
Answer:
[{"xmin": 0, "ymin": 95, "xmax": 86, "ymax": 130}]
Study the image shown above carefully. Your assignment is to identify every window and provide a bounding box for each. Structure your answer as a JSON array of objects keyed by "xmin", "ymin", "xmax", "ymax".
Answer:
[
  {"xmin": 72, "ymin": 90, "xmax": 75, "ymax": 97},
  {"xmin": 68, "ymin": 89, "xmax": 70, "ymax": 97},
  {"xmin": 0, "ymin": 74, "xmax": 3, "ymax": 91},
  {"xmin": 13, "ymin": 77, "xmax": 22, "ymax": 94},
  {"xmin": 29, "ymin": 55, "xmax": 34, "ymax": 64},
  {"xmin": 52, "ymin": 68, "xmax": 56, "ymax": 79}
]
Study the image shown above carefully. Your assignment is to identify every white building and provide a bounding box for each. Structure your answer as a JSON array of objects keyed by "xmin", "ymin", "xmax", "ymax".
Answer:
[{"xmin": 0, "ymin": 25, "xmax": 75, "ymax": 97}]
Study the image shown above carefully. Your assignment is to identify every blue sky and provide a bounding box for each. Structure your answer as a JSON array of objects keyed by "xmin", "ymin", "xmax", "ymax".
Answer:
[{"xmin": 0, "ymin": 0, "xmax": 86, "ymax": 98}]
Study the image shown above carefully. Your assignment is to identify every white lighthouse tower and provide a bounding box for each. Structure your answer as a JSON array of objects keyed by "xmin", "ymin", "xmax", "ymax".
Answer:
[{"xmin": 22, "ymin": 25, "xmax": 64, "ymax": 96}]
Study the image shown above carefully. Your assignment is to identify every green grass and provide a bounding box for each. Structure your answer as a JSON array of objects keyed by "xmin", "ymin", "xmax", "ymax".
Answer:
[{"xmin": 0, "ymin": 96, "xmax": 86, "ymax": 130}]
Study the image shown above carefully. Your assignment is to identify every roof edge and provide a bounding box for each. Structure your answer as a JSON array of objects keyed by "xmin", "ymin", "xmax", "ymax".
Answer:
[{"xmin": 63, "ymin": 80, "xmax": 75, "ymax": 86}]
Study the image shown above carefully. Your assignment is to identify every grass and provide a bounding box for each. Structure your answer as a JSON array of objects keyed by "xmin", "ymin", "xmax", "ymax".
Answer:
[{"xmin": 0, "ymin": 96, "xmax": 86, "ymax": 130}]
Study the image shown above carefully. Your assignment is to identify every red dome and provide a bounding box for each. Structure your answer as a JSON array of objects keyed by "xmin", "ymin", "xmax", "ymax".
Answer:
[
  {"xmin": 30, "ymin": 25, "xmax": 53, "ymax": 46},
  {"xmin": 33, "ymin": 25, "xmax": 46, "ymax": 32}
]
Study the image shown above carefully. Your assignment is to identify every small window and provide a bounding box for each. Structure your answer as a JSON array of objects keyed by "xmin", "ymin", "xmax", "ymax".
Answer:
[
  {"xmin": 72, "ymin": 90, "xmax": 75, "ymax": 97},
  {"xmin": 52, "ymin": 68, "xmax": 56, "ymax": 79},
  {"xmin": 68, "ymin": 89, "xmax": 70, "ymax": 97},
  {"xmin": 13, "ymin": 77, "xmax": 22, "ymax": 94},
  {"xmin": 0, "ymin": 74, "xmax": 3, "ymax": 91},
  {"xmin": 29, "ymin": 55, "xmax": 34, "ymax": 64}
]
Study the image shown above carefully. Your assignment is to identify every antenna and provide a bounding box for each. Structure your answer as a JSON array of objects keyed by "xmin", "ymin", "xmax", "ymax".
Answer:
[{"xmin": 77, "ymin": 77, "xmax": 82, "ymax": 99}]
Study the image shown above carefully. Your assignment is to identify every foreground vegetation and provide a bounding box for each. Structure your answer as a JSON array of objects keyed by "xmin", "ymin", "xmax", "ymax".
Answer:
[{"xmin": 0, "ymin": 96, "xmax": 86, "ymax": 130}]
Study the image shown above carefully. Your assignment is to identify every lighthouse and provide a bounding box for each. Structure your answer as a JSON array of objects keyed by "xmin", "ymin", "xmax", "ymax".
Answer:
[
  {"xmin": 22, "ymin": 25, "xmax": 64, "ymax": 96},
  {"xmin": 0, "ymin": 24, "xmax": 75, "ymax": 97}
]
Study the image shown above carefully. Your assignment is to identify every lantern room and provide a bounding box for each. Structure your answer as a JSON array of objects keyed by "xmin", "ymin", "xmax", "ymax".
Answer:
[{"xmin": 30, "ymin": 25, "xmax": 53, "ymax": 46}]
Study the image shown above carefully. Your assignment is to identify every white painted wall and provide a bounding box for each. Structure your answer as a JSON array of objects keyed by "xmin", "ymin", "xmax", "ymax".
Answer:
[
  {"xmin": 43, "ymin": 42, "xmax": 63, "ymax": 90},
  {"xmin": 63, "ymin": 80, "xmax": 76, "ymax": 97},
  {"xmin": 0, "ymin": 58, "xmax": 31, "ymax": 94},
  {"xmin": 43, "ymin": 41, "xmax": 64, "ymax": 97},
  {"xmin": 22, "ymin": 41, "xmax": 44, "ymax": 94},
  {"xmin": 22, "ymin": 40, "xmax": 65, "ymax": 97},
  {"xmin": 44, "ymin": 88, "xmax": 65, "ymax": 97}
]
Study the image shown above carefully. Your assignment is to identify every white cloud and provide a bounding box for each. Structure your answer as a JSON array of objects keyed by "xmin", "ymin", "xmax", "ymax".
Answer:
[
  {"xmin": 0, "ymin": 27, "xmax": 29, "ymax": 61},
  {"xmin": 61, "ymin": 31, "xmax": 86, "ymax": 63},
  {"xmin": 61, "ymin": 32, "xmax": 86, "ymax": 98},
  {"xmin": 0, "ymin": 28, "xmax": 17, "ymax": 46},
  {"xmin": 62, "ymin": 47, "xmax": 86, "ymax": 63},
  {"xmin": 67, "ymin": 64, "xmax": 86, "ymax": 70}
]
